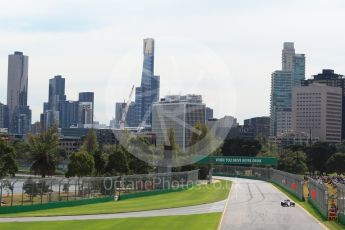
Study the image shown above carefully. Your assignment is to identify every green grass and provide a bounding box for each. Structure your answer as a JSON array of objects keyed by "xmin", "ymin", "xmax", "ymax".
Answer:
[
  {"xmin": 0, "ymin": 213, "xmax": 222, "ymax": 230},
  {"xmin": 0, "ymin": 180, "xmax": 230, "ymax": 217},
  {"xmin": 272, "ymin": 183, "xmax": 345, "ymax": 230}
]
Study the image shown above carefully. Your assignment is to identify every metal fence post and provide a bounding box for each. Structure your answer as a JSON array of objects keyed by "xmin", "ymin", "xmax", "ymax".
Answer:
[{"xmin": 0, "ymin": 181, "xmax": 2, "ymax": 207}]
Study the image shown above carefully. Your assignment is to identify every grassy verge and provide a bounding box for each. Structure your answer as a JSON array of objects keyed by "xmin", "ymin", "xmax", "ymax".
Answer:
[
  {"xmin": 272, "ymin": 183, "xmax": 345, "ymax": 230},
  {"xmin": 0, "ymin": 213, "xmax": 222, "ymax": 230},
  {"xmin": 0, "ymin": 180, "xmax": 231, "ymax": 217}
]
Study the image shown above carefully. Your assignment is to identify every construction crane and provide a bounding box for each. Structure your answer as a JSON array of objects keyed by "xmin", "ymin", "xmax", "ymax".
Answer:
[{"xmin": 119, "ymin": 85, "xmax": 135, "ymax": 130}]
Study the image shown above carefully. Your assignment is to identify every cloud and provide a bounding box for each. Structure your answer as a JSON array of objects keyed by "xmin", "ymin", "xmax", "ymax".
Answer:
[{"xmin": 1, "ymin": 0, "xmax": 345, "ymax": 124}]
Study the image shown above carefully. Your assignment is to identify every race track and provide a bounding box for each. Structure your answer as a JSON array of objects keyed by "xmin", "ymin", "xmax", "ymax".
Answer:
[{"xmin": 216, "ymin": 177, "xmax": 325, "ymax": 230}]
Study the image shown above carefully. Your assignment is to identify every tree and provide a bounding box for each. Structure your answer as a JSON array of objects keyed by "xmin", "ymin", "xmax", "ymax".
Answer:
[
  {"xmin": 126, "ymin": 137, "xmax": 154, "ymax": 173},
  {"xmin": 105, "ymin": 145, "xmax": 129, "ymax": 175},
  {"xmin": 326, "ymin": 152, "xmax": 345, "ymax": 175},
  {"xmin": 28, "ymin": 126, "xmax": 60, "ymax": 177},
  {"xmin": 66, "ymin": 151, "xmax": 95, "ymax": 177},
  {"xmin": 256, "ymin": 149, "xmax": 278, "ymax": 157},
  {"xmin": 278, "ymin": 150, "xmax": 308, "ymax": 174},
  {"xmin": 12, "ymin": 140, "xmax": 30, "ymax": 160},
  {"xmin": 305, "ymin": 142, "xmax": 336, "ymax": 174},
  {"xmin": 0, "ymin": 139, "xmax": 18, "ymax": 178},
  {"xmin": 335, "ymin": 141, "xmax": 345, "ymax": 153},
  {"xmin": 93, "ymin": 150, "xmax": 106, "ymax": 176},
  {"xmin": 284, "ymin": 144, "xmax": 306, "ymax": 152},
  {"xmin": 81, "ymin": 129, "xmax": 99, "ymax": 154}
]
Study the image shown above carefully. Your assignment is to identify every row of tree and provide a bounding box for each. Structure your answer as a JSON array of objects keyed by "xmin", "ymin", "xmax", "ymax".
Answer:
[
  {"xmin": 4, "ymin": 122, "xmax": 344, "ymax": 178},
  {"xmin": 216, "ymin": 136, "xmax": 345, "ymax": 175},
  {"xmin": 0, "ymin": 126, "xmax": 153, "ymax": 179},
  {"xmin": 258, "ymin": 142, "xmax": 345, "ymax": 175}
]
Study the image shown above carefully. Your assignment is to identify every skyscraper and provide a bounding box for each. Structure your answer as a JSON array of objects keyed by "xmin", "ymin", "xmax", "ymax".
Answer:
[
  {"xmin": 7, "ymin": 51, "xmax": 31, "ymax": 134},
  {"xmin": 137, "ymin": 38, "xmax": 160, "ymax": 127},
  {"xmin": 282, "ymin": 42, "xmax": 295, "ymax": 71},
  {"xmin": 152, "ymin": 94, "xmax": 205, "ymax": 151},
  {"xmin": 270, "ymin": 71, "xmax": 292, "ymax": 136},
  {"xmin": 244, "ymin": 116, "xmax": 270, "ymax": 139},
  {"xmin": 40, "ymin": 110, "xmax": 59, "ymax": 131},
  {"xmin": 115, "ymin": 102, "xmax": 126, "ymax": 128},
  {"xmin": 281, "ymin": 42, "xmax": 306, "ymax": 86},
  {"xmin": 78, "ymin": 102, "xmax": 93, "ymax": 127},
  {"xmin": 293, "ymin": 54, "xmax": 306, "ymax": 86},
  {"xmin": 12, "ymin": 105, "xmax": 31, "ymax": 135},
  {"xmin": 292, "ymin": 84, "xmax": 342, "ymax": 143},
  {"xmin": 59, "ymin": 100, "xmax": 79, "ymax": 128},
  {"xmin": 79, "ymin": 92, "xmax": 94, "ymax": 124},
  {"xmin": 270, "ymin": 43, "xmax": 305, "ymax": 136},
  {"xmin": 0, "ymin": 103, "xmax": 9, "ymax": 129},
  {"xmin": 48, "ymin": 75, "xmax": 66, "ymax": 111},
  {"xmin": 41, "ymin": 75, "xmax": 66, "ymax": 130},
  {"xmin": 206, "ymin": 107, "xmax": 214, "ymax": 120},
  {"xmin": 302, "ymin": 69, "xmax": 345, "ymax": 139},
  {"xmin": 114, "ymin": 38, "xmax": 160, "ymax": 128}
]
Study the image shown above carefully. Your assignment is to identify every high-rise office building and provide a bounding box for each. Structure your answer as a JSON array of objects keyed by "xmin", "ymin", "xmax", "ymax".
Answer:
[
  {"xmin": 292, "ymin": 84, "xmax": 342, "ymax": 143},
  {"xmin": 78, "ymin": 102, "xmax": 93, "ymax": 126},
  {"xmin": 79, "ymin": 92, "xmax": 94, "ymax": 124},
  {"xmin": 137, "ymin": 38, "xmax": 160, "ymax": 127},
  {"xmin": 12, "ymin": 105, "xmax": 31, "ymax": 135},
  {"xmin": 115, "ymin": 38, "xmax": 160, "ymax": 128},
  {"xmin": 126, "ymin": 102, "xmax": 137, "ymax": 127},
  {"xmin": 152, "ymin": 94, "xmax": 205, "ymax": 151},
  {"xmin": 7, "ymin": 51, "xmax": 31, "ymax": 133},
  {"xmin": 270, "ymin": 71, "xmax": 292, "ymax": 136},
  {"xmin": 302, "ymin": 69, "xmax": 345, "ymax": 139},
  {"xmin": 41, "ymin": 75, "xmax": 66, "ymax": 130},
  {"xmin": 244, "ymin": 116, "xmax": 270, "ymax": 139},
  {"xmin": 282, "ymin": 42, "xmax": 295, "ymax": 71},
  {"xmin": 59, "ymin": 100, "xmax": 79, "ymax": 128},
  {"xmin": 282, "ymin": 43, "xmax": 306, "ymax": 86},
  {"xmin": 41, "ymin": 110, "xmax": 59, "ymax": 131},
  {"xmin": 293, "ymin": 54, "xmax": 306, "ymax": 86},
  {"xmin": 0, "ymin": 103, "xmax": 9, "ymax": 129},
  {"xmin": 115, "ymin": 102, "xmax": 126, "ymax": 128},
  {"xmin": 48, "ymin": 75, "xmax": 66, "ymax": 111},
  {"xmin": 206, "ymin": 107, "xmax": 214, "ymax": 120},
  {"xmin": 270, "ymin": 43, "xmax": 305, "ymax": 136}
]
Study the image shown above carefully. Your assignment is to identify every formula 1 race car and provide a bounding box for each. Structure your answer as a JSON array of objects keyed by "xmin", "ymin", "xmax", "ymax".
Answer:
[{"xmin": 281, "ymin": 199, "xmax": 295, "ymax": 207}]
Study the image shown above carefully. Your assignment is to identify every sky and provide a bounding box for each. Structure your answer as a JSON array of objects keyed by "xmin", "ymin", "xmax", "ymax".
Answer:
[{"xmin": 1, "ymin": 0, "xmax": 345, "ymax": 124}]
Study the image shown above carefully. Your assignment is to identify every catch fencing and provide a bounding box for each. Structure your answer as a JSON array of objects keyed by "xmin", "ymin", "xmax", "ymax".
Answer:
[
  {"xmin": 337, "ymin": 183, "xmax": 345, "ymax": 225},
  {"xmin": 0, "ymin": 170, "xmax": 199, "ymax": 208},
  {"xmin": 307, "ymin": 178, "xmax": 328, "ymax": 219},
  {"xmin": 270, "ymin": 168, "xmax": 304, "ymax": 200}
]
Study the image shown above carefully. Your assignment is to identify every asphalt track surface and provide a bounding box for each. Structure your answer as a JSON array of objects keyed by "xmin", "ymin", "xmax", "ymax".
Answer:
[{"xmin": 216, "ymin": 177, "xmax": 325, "ymax": 230}]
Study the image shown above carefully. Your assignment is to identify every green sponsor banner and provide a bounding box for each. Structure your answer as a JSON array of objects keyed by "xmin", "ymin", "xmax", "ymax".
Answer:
[{"xmin": 195, "ymin": 156, "xmax": 278, "ymax": 166}]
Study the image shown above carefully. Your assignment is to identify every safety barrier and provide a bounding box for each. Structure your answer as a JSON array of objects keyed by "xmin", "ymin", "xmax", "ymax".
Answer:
[
  {"xmin": 213, "ymin": 165, "xmax": 270, "ymax": 180},
  {"xmin": 213, "ymin": 165, "xmax": 304, "ymax": 201},
  {"xmin": 0, "ymin": 170, "xmax": 199, "ymax": 212},
  {"xmin": 0, "ymin": 196, "xmax": 113, "ymax": 214}
]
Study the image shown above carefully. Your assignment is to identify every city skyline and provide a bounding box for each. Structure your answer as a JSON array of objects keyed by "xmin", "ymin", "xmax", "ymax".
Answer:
[{"xmin": 1, "ymin": 0, "xmax": 345, "ymax": 124}]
